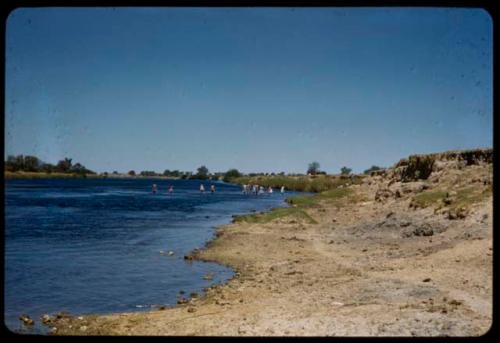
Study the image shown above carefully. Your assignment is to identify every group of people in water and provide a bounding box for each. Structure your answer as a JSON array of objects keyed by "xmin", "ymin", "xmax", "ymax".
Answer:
[
  {"xmin": 242, "ymin": 184, "xmax": 285, "ymax": 195},
  {"xmin": 151, "ymin": 183, "xmax": 286, "ymax": 195},
  {"xmin": 151, "ymin": 183, "xmax": 217, "ymax": 194}
]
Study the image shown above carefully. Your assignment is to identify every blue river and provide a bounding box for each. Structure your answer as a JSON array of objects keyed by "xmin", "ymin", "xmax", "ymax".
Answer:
[{"xmin": 4, "ymin": 178, "xmax": 297, "ymax": 333}]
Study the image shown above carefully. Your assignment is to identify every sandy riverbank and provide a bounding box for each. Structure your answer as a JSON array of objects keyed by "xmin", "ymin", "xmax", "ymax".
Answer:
[{"xmin": 45, "ymin": 151, "xmax": 493, "ymax": 336}]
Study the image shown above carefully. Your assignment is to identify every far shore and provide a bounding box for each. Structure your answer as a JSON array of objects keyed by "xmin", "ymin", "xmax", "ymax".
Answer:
[{"xmin": 3, "ymin": 171, "xmax": 205, "ymax": 181}]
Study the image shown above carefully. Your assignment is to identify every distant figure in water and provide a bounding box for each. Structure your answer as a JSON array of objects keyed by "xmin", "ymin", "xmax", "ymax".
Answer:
[
  {"xmin": 259, "ymin": 186, "xmax": 265, "ymax": 194},
  {"xmin": 268, "ymin": 186, "xmax": 273, "ymax": 194},
  {"xmin": 168, "ymin": 185, "xmax": 174, "ymax": 194},
  {"xmin": 210, "ymin": 185, "xmax": 216, "ymax": 193},
  {"xmin": 152, "ymin": 184, "xmax": 158, "ymax": 194},
  {"xmin": 252, "ymin": 184, "xmax": 258, "ymax": 195},
  {"xmin": 242, "ymin": 184, "xmax": 247, "ymax": 194},
  {"xmin": 200, "ymin": 184, "xmax": 205, "ymax": 193},
  {"xmin": 280, "ymin": 185, "xmax": 285, "ymax": 194}
]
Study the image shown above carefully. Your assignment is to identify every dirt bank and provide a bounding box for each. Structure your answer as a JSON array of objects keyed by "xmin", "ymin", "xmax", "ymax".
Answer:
[{"xmin": 46, "ymin": 150, "xmax": 493, "ymax": 336}]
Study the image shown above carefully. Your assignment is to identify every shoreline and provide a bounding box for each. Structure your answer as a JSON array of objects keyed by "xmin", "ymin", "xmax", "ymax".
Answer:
[
  {"xmin": 33, "ymin": 154, "xmax": 494, "ymax": 335},
  {"xmin": 32, "ymin": 187, "xmax": 297, "ymax": 334}
]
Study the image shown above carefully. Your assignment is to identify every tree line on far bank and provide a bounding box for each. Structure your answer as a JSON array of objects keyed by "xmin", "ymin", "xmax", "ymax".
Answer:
[
  {"xmin": 306, "ymin": 161, "xmax": 383, "ymax": 176},
  {"xmin": 5, "ymin": 155, "xmax": 95, "ymax": 175},
  {"xmin": 5, "ymin": 155, "xmax": 385, "ymax": 181}
]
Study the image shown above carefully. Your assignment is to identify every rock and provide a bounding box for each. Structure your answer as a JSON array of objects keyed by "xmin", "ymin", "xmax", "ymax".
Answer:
[
  {"xmin": 41, "ymin": 314, "xmax": 53, "ymax": 324},
  {"xmin": 19, "ymin": 314, "xmax": 34, "ymax": 326},
  {"xmin": 413, "ymin": 225, "xmax": 434, "ymax": 237},
  {"xmin": 447, "ymin": 207, "xmax": 468, "ymax": 220},
  {"xmin": 55, "ymin": 312, "xmax": 70, "ymax": 319},
  {"xmin": 443, "ymin": 197, "xmax": 453, "ymax": 205},
  {"xmin": 177, "ymin": 297, "xmax": 188, "ymax": 304},
  {"xmin": 50, "ymin": 327, "xmax": 58, "ymax": 334},
  {"xmin": 422, "ymin": 278, "xmax": 431, "ymax": 282},
  {"xmin": 449, "ymin": 299, "xmax": 462, "ymax": 306},
  {"xmin": 190, "ymin": 292, "xmax": 199, "ymax": 298},
  {"xmin": 187, "ymin": 307, "xmax": 197, "ymax": 313},
  {"xmin": 168, "ymin": 251, "xmax": 174, "ymax": 256},
  {"xmin": 79, "ymin": 325, "xmax": 88, "ymax": 332},
  {"xmin": 386, "ymin": 211, "xmax": 394, "ymax": 218},
  {"xmin": 375, "ymin": 188, "xmax": 394, "ymax": 202}
]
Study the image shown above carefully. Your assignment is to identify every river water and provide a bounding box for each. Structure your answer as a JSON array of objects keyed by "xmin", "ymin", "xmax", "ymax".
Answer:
[{"xmin": 4, "ymin": 178, "xmax": 296, "ymax": 333}]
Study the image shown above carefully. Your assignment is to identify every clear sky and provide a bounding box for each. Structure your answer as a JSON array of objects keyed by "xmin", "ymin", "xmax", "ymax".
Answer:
[{"xmin": 5, "ymin": 7, "xmax": 493, "ymax": 174}]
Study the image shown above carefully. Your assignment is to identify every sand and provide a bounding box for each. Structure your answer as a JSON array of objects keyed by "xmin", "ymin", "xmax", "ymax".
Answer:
[{"xmin": 46, "ymin": 161, "xmax": 493, "ymax": 336}]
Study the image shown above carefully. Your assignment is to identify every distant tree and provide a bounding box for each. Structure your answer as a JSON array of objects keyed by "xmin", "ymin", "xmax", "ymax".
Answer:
[
  {"xmin": 24, "ymin": 155, "xmax": 41, "ymax": 172},
  {"xmin": 195, "ymin": 165, "xmax": 209, "ymax": 180},
  {"xmin": 56, "ymin": 158, "xmax": 72, "ymax": 173},
  {"xmin": 307, "ymin": 161, "xmax": 321, "ymax": 175},
  {"xmin": 70, "ymin": 162, "xmax": 85, "ymax": 174},
  {"xmin": 363, "ymin": 165, "xmax": 382, "ymax": 175},
  {"xmin": 163, "ymin": 169, "xmax": 171, "ymax": 176},
  {"xmin": 5, "ymin": 154, "xmax": 25, "ymax": 172},
  {"xmin": 70, "ymin": 162, "xmax": 94, "ymax": 175},
  {"xmin": 340, "ymin": 166, "xmax": 352, "ymax": 175},
  {"xmin": 103, "ymin": 172, "xmax": 109, "ymax": 177},
  {"xmin": 5, "ymin": 155, "xmax": 19, "ymax": 171},
  {"xmin": 171, "ymin": 170, "xmax": 180, "ymax": 177},
  {"xmin": 140, "ymin": 171, "xmax": 157, "ymax": 177},
  {"xmin": 128, "ymin": 170, "xmax": 136, "ymax": 176},
  {"xmin": 223, "ymin": 168, "xmax": 242, "ymax": 182},
  {"xmin": 112, "ymin": 171, "xmax": 119, "ymax": 175}
]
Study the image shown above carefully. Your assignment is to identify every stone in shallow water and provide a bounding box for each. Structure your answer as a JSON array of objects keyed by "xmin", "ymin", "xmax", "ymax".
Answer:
[{"xmin": 19, "ymin": 314, "xmax": 34, "ymax": 326}]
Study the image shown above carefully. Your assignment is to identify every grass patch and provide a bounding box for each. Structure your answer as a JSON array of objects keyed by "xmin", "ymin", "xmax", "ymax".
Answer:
[
  {"xmin": 410, "ymin": 185, "xmax": 492, "ymax": 210},
  {"xmin": 410, "ymin": 190, "xmax": 448, "ymax": 208},
  {"xmin": 233, "ymin": 207, "xmax": 318, "ymax": 224},
  {"xmin": 229, "ymin": 174, "xmax": 364, "ymax": 193},
  {"xmin": 453, "ymin": 186, "xmax": 492, "ymax": 210},
  {"xmin": 231, "ymin": 175, "xmax": 363, "ymax": 225},
  {"xmin": 286, "ymin": 187, "xmax": 354, "ymax": 208}
]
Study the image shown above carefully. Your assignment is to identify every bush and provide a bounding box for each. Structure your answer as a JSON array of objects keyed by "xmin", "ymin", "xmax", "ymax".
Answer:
[
  {"xmin": 398, "ymin": 155, "xmax": 435, "ymax": 182},
  {"xmin": 223, "ymin": 168, "xmax": 242, "ymax": 182}
]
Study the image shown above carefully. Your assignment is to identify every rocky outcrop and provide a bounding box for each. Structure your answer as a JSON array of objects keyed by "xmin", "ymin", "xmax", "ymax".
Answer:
[{"xmin": 389, "ymin": 149, "xmax": 492, "ymax": 183}]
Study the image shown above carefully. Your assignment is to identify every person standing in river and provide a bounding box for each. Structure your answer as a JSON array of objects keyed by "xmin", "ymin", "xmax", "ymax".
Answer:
[
  {"xmin": 210, "ymin": 185, "xmax": 216, "ymax": 193},
  {"xmin": 152, "ymin": 184, "xmax": 158, "ymax": 194},
  {"xmin": 168, "ymin": 185, "xmax": 173, "ymax": 194},
  {"xmin": 200, "ymin": 184, "xmax": 205, "ymax": 193},
  {"xmin": 281, "ymin": 185, "xmax": 285, "ymax": 194}
]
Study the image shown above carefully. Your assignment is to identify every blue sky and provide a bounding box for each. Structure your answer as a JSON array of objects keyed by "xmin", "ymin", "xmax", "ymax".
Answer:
[{"xmin": 5, "ymin": 7, "xmax": 493, "ymax": 174}]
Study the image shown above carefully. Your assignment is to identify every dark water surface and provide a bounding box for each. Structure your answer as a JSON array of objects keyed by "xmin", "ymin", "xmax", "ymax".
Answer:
[{"xmin": 4, "ymin": 178, "xmax": 297, "ymax": 333}]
